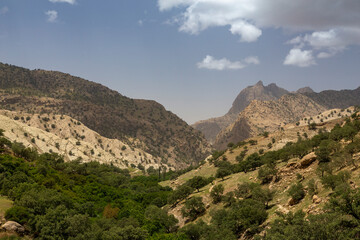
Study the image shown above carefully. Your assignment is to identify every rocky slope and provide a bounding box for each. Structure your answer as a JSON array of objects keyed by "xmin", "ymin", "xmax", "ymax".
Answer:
[
  {"xmin": 303, "ymin": 86, "xmax": 360, "ymax": 109},
  {"xmin": 214, "ymin": 94, "xmax": 327, "ymax": 149},
  {"xmin": 0, "ymin": 110, "xmax": 167, "ymax": 170},
  {"xmin": 192, "ymin": 81, "xmax": 289, "ymax": 143},
  {"xmin": 0, "ymin": 63, "xmax": 212, "ymax": 169},
  {"xmin": 162, "ymin": 107, "xmax": 359, "ymax": 228}
]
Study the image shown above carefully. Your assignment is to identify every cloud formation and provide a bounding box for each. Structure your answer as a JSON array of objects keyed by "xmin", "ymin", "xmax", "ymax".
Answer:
[
  {"xmin": 49, "ymin": 0, "xmax": 76, "ymax": 4},
  {"xmin": 197, "ymin": 55, "xmax": 259, "ymax": 70},
  {"xmin": 45, "ymin": 10, "xmax": 58, "ymax": 23},
  {"xmin": 158, "ymin": 0, "xmax": 360, "ymax": 66},
  {"xmin": 283, "ymin": 49, "xmax": 315, "ymax": 67}
]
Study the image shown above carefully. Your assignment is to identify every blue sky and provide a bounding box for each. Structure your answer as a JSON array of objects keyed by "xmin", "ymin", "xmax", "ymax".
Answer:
[{"xmin": 1, "ymin": 0, "xmax": 359, "ymax": 124}]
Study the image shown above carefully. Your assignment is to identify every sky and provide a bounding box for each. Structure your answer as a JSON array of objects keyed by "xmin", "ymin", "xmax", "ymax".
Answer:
[{"xmin": 0, "ymin": 0, "xmax": 359, "ymax": 124}]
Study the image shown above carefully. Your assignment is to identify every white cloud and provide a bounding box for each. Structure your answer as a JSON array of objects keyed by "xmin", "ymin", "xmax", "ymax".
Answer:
[
  {"xmin": 317, "ymin": 52, "xmax": 334, "ymax": 59},
  {"xmin": 197, "ymin": 55, "xmax": 259, "ymax": 70},
  {"xmin": 283, "ymin": 49, "xmax": 316, "ymax": 67},
  {"xmin": 158, "ymin": 0, "xmax": 360, "ymax": 65},
  {"xmin": 138, "ymin": 20, "xmax": 143, "ymax": 26},
  {"xmin": 244, "ymin": 56, "xmax": 260, "ymax": 65},
  {"xmin": 230, "ymin": 21, "xmax": 262, "ymax": 42},
  {"xmin": 0, "ymin": 6, "xmax": 9, "ymax": 15},
  {"xmin": 45, "ymin": 10, "xmax": 58, "ymax": 23},
  {"xmin": 49, "ymin": 0, "xmax": 76, "ymax": 4}
]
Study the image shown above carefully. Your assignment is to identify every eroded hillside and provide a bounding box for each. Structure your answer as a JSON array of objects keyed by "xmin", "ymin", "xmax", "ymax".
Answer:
[{"xmin": 0, "ymin": 110, "xmax": 167, "ymax": 170}]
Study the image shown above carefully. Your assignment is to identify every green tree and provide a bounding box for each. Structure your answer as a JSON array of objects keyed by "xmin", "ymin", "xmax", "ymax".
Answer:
[
  {"xmin": 216, "ymin": 168, "xmax": 232, "ymax": 180},
  {"xmin": 210, "ymin": 184, "xmax": 224, "ymax": 204},
  {"xmin": 186, "ymin": 176, "xmax": 208, "ymax": 192},
  {"xmin": 144, "ymin": 205, "xmax": 178, "ymax": 233},
  {"xmin": 258, "ymin": 164, "xmax": 277, "ymax": 184},
  {"xmin": 181, "ymin": 197, "xmax": 205, "ymax": 221}
]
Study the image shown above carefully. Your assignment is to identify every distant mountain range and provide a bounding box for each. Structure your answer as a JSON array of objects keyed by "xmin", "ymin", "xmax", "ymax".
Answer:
[
  {"xmin": 0, "ymin": 63, "xmax": 211, "ymax": 169},
  {"xmin": 193, "ymin": 81, "xmax": 360, "ymax": 149}
]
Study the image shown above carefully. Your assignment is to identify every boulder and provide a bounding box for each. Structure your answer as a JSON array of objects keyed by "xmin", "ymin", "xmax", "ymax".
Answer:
[
  {"xmin": 1, "ymin": 221, "xmax": 25, "ymax": 234},
  {"xmin": 298, "ymin": 152, "xmax": 317, "ymax": 169},
  {"xmin": 312, "ymin": 195, "xmax": 321, "ymax": 204},
  {"xmin": 288, "ymin": 198, "xmax": 298, "ymax": 206},
  {"xmin": 286, "ymin": 162, "xmax": 297, "ymax": 168}
]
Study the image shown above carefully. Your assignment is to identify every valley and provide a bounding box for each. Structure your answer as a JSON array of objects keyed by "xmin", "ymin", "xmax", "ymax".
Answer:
[{"xmin": 0, "ymin": 63, "xmax": 359, "ymax": 240}]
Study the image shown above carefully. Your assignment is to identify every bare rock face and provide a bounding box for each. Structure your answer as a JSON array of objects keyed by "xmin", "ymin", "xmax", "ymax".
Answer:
[
  {"xmin": 1, "ymin": 221, "xmax": 25, "ymax": 234},
  {"xmin": 227, "ymin": 81, "xmax": 289, "ymax": 115},
  {"xmin": 192, "ymin": 81, "xmax": 289, "ymax": 144},
  {"xmin": 298, "ymin": 152, "xmax": 317, "ymax": 169},
  {"xmin": 214, "ymin": 94, "xmax": 327, "ymax": 149}
]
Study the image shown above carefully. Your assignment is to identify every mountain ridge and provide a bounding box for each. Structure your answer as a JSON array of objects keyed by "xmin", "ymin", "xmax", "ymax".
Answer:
[
  {"xmin": 0, "ymin": 62, "xmax": 212, "ymax": 169},
  {"xmin": 192, "ymin": 81, "xmax": 289, "ymax": 143}
]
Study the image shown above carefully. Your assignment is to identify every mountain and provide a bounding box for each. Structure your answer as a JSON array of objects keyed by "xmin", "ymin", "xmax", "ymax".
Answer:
[
  {"xmin": 303, "ymin": 87, "xmax": 360, "ymax": 109},
  {"xmin": 192, "ymin": 81, "xmax": 289, "ymax": 143},
  {"xmin": 214, "ymin": 94, "xmax": 326, "ymax": 149},
  {"xmin": 0, "ymin": 110, "xmax": 162, "ymax": 170},
  {"xmin": 0, "ymin": 62, "xmax": 211, "ymax": 169},
  {"xmin": 227, "ymin": 81, "xmax": 290, "ymax": 115},
  {"xmin": 161, "ymin": 108, "xmax": 360, "ymax": 235},
  {"xmin": 296, "ymin": 87, "xmax": 314, "ymax": 94}
]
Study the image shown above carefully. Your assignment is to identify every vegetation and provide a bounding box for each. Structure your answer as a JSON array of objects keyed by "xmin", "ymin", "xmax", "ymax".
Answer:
[
  {"xmin": 0, "ymin": 136, "xmax": 179, "ymax": 239},
  {"xmin": 0, "ymin": 110, "xmax": 359, "ymax": 239}
]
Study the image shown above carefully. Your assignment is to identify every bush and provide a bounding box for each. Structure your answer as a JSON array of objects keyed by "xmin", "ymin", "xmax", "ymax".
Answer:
[
  {"xmin": 288, "ymin": 182, "xmax": 305, "ymax": 203},
  {"xmin": 5, "ymin": 206, "xmax": 30, "ymax": 224},
  {"xmin": 307, "ymin": 179, "xmax": 317, "ymax": 197},
  {"xmin": 258, "ymin": 164, "xmax": 277, "ymax": 184}
]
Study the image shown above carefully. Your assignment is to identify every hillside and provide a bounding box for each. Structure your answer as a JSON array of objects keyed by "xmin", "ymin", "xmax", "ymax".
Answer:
[
  {"xmin": 0, "ymin": 110, "xmax": 165, "ymax": 170},
  {"xmin": 304, "ymin": 87, "xmax": 360, "ymax": 109},
  {"xmin": 160, "ymin": 107, "xmax": 360, "ymax": 239},
  {"xmin": 214, "ymin": 94, "xmax": 326, "ymax": 149},
  {"xmin": 193, "ymin": 81, "xmax": 289, "ymax": 143},
  {"xmin": 0, "ymin": 63, "xmax": 211, "ymax": 169}
]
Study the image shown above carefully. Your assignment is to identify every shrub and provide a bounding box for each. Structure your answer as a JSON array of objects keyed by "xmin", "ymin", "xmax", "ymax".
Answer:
[{"xmin": 288, "ymin": 182, "xmax": 305, "ymax": 203}]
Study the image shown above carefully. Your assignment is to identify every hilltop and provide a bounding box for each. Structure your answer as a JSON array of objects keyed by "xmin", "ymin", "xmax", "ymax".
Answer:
[{"xmin": 0, "ymin": 63, "xmax": 212, "ymax": 169}]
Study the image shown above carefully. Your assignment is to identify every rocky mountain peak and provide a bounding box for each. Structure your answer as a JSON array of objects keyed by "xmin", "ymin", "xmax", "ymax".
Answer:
[
  {"xmin": 296, "ymin": 87, "xmax": 315, "ymax": 94},
  {"xmin": 227, "ymin": 81, "xmax": 289, "ymax": 115}
]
